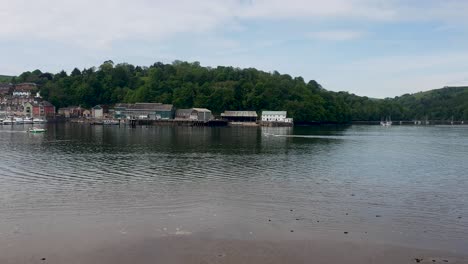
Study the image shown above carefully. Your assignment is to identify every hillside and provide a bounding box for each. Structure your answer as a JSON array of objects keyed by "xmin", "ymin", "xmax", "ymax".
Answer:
[
  {"xmin": 0, "ymin": 75, "xmax": 13, "ymax": 82},
  {"xmin": 9, "ymin": 61, "xmax": 468, "ymax": 123},
  {"xmin": 394, "ymin": 86, "xmax": 468, "ymax": 120}
]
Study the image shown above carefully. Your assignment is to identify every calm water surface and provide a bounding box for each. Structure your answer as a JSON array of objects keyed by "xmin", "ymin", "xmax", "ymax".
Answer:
[{"xmin": 0, "ymin": 124, "xmax": 467, "ymax": 256}]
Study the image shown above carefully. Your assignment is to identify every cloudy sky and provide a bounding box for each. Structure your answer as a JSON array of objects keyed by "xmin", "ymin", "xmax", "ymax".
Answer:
[{"xmin": 2, "ymin": 0, "xmax": 468, "ymax": 98}]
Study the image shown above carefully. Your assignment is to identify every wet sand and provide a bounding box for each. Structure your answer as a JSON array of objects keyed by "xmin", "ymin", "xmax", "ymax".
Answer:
[{"xmin": 3, "ymin": 236, "xmax": 467, "ymax": 264}]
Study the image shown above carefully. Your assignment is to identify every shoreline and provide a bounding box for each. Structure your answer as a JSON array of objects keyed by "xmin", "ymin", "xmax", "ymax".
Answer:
[{"xmin": 3, "ymin": 235, "xmax": 467, "ymax": 264}]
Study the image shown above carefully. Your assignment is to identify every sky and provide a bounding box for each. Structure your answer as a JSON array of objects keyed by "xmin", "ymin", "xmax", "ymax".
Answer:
[{"xmin": 2, "ymin": 0, "xmax": 468, "ymax": 98}]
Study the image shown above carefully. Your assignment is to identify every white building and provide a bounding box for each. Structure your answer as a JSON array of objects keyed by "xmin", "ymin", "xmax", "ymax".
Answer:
[
  {"xmin": 92, "ymin": 105, "xmax": 104, "ymax": 119},
  {"xmin": 12, "ymin": 91, "xmax": 31, "ymax": 97},
  {"xmin": 261, "ymin": 111, "xmax": 293, "ymax": 123}
]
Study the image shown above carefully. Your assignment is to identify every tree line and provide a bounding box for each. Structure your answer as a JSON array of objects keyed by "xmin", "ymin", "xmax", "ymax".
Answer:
[{"xmin": 9, "ymin": 61, "xmax": 468, "ymax": 123}]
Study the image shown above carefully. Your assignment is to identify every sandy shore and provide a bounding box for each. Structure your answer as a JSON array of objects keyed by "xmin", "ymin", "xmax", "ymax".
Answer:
[{"xmin": 3, "ymin": 236, "xmax": 467, "ymax": 264}]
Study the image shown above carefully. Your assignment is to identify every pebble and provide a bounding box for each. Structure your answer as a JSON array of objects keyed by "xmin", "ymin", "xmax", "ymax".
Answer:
[
  {"xmin": 346, "ymin": 213, "xmax": 348, "ymax": 215},
  {"xmin": 268, "ymin": 219, "xmax": 271, "ymax": 222},
  {"xmin": 344, "ymin": 232, "xmax": 348, "ymax": 234},
  {"xmin": 290, "ymin": 230, "xmax": 294, "ymax": 232},
  {"xmin": 376, "ymin": 215, "xmax": 381, "ymax": 217},
  {"xmin": 290, "ymin": 209, "xmax": 293, "ymax": 212},
  {"xmin": 414, "ymin": 258, "xmax": 423, "ymax": 263},
  {"xmin": 296, "ymin": 218, "xmax": 300, "ymax": 221},
  {"xmin": 41, "ymin": 258, "xmax": 46, "ymax": 261}
]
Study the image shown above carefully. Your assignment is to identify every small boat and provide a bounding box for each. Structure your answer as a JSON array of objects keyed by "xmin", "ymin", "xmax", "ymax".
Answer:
[
  {"xmin": 33, "ymin": 118, "xmax": 46, "ymax": 124},
  {"xmin": 103, "ymin": 119, "xmax": 119, "ymax": 125},
  {"xmin": 23, "ymin": 117, "xmax": 34, "ymax": 124},
  {"xmin": 3, "ymin": 118, "xmax": 14, "ymax": 125},
  {"xmin": 14, "ymin": 117, "xmax": 24, "ymax": 124},
  {"xmin": 28, "ymin": 127, "xmax": 47, "ymax": 133},
  {"xmin": 380, "ymin": 116, "xmax": 392, "ymax": 127}
]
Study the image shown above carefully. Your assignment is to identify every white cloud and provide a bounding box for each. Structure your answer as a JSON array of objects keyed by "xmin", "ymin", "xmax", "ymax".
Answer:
[
  {"xmin": 0, "ymin": 0, "xmax": 239, "ymax": 48},
  {"xmin": 2, "ymin": 0, "xmax": 467, "ymax": 49},
  {"xmin": 307, "ymin": 30, "xmax": 365, "ymax": 41}
]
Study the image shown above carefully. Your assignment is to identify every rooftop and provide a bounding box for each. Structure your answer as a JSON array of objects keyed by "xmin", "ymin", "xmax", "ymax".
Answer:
[
  {"xmin": 117, "ymin": 103, "xmax": 173, "ymax": 111},
  {"xmin": 262, "ymin": 111, "xmax": 287, "ymax": 116},
  {"xmin": 221, "ymin": 111, "xmax": 258, "ymax": 117}
]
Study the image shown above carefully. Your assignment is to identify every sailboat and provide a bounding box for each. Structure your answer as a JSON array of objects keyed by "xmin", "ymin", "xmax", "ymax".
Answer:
[{"xmin": 380, "ymin": 116, "xmax": 392, "ymax": 126}]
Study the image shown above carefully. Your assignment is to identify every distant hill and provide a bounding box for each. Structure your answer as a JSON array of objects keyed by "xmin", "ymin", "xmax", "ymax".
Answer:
[
  {"xmin": 8, "ymin": 62, "xmax": 468, "ymax": 122},
  {"xmin": 0, "ymin": 75, "xmax": 13, "ymax": 83},
  {"xmin": 393, "ymin": 86, "xmax": 468, "ymax": 120}
]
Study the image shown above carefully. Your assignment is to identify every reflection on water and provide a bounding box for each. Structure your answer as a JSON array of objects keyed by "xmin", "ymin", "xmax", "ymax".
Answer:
[{"xmin": 0, "ymin": 124, "xmax": 468, "ymax": 255}]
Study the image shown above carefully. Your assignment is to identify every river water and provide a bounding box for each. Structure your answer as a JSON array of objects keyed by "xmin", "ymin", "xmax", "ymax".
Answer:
[{"xmin": 0, "ymin": 124, "xmax": 467, "ymax": 260}]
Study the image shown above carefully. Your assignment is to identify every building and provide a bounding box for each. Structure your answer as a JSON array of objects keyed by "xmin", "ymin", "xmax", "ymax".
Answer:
[
  {"xmin": 83, "ymin": 109, "xmax": 91, "ymax": 118},
  {"xmin": 26, "ymin": 101, "xmax": 56, "ymax": 118},
  {"xmin": 175, "ymin": 108, "xmax": 213, "ymax": 122},
  {"xmin": 114, "ymin": 103, "xmax": 175, "ymax": 120},
  {"xmin": 221, "ymin": 111, "xmax": 258, "ymax": 122},
  {"xmin": 0, "ymin": 83, "xmax": 13, "ymax": 96},
  {"xmin": 261, "ymin": 111, "xmax": 293, "ymax": 123},
  {"xmin": 58, "ymin": 106, "xmax": 84, "ymax": 118},
  {"xmin": 12, "ymin": 83, "xmax": 37, "ymax": 97},
  {"xmin": 92, "ymin": 105, "xmax": 107, "ymax": 119}
]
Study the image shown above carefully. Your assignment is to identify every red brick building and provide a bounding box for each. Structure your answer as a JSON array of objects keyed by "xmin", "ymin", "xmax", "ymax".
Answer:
[{"xmin": 32, "ymin": 101, "xmax": 55, "ymax": 118}]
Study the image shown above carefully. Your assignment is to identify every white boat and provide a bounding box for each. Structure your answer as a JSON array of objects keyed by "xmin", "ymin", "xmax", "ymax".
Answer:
[
  {"xmin": 23, "ymin": 117, "xmax": 34, "ymax": 124},
  {"xmin": 33, "ymin": 118, "xmax": 46, "ymax": 124},
  {"xmin": 3, "ymin": 118, "xmax": 14, "ymax": 125},
  {"xmin": 28, "ymin": 127, "xmax": 47, "ymax": 133},
  {"xmin": 380, "ymin": 116, "xmax": 392, "ymax": 126},
  {"xmin": 14, "ymin": 117, "xmax": 24, "ymax": 124},
  {"xmin": 103, "ymin": 119, "xmax": 119, "ymax": 125}
]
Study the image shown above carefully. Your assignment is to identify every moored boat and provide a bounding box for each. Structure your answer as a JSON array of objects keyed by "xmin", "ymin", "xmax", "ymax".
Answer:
[
  {"xmin": 103, "ymin": 119, "xmax": 119, "ymax": 125},
  {"xmin": 14, "ymin": 117, "xmax": 24, "ymax": 124},
  {"xmin": 33, "ymin": 118, "xmax": 46, "ymax": 124},
  {"xmin": 28, "ymin": 127, "xmax": 47, "ymax": 133},
  {"xmin": 3, "ymin": 118, "xmax": 14, "ymax": 125},
  {"xmin": 23, "ymin": 117, "xmax": 34, "ymax": 124}
]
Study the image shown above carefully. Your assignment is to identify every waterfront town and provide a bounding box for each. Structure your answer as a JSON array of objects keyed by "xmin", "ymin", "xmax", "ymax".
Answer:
[{"xmin": 0, "ymin": 82, "xmax": 293, "ymax": 127}]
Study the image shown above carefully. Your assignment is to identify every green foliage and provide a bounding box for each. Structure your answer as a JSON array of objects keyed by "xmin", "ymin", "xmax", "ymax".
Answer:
[
  {"xmin": 11, "ymin": 61, "xmax": 468, "ymax": 123},
  {"xmin": 0, "ymin": 75, "xmax": 13, "ymax": 82}
]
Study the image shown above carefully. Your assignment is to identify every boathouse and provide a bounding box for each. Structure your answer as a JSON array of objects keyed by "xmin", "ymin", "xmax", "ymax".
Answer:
[
  {"xmin": 221, "ymin": 111, "xmax": 258, "ymax": 122},
  {"xmin": 261, "ymin": 111, "xmax": 293, "ymax": 123},
  {"xmin": 175, "ymin": 108, "xmax": 213, "ymax": 122},
  {"xmin": 92, "ymin": 105, "xmax": 105, "ymax": 119},
  {"xmin": 113, "ymin": 103, "xmax": 175, "ymax": 120},
  {"xmin": 58, "ymin": 106, "xmax": 84, "ymax": 118}
]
